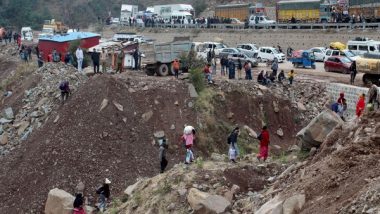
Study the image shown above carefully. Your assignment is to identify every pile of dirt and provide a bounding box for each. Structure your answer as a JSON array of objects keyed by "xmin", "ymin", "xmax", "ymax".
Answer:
[
  {"xmin": 0, "ymin": 74, "xmax": 197, "ymax": 213},
  {"xmin": 0, "ymin": 63, "xmax": 87, "ymax": 156},
  {"xmin": 245, "ymin": 110, "xmax": 380, "ymax": 213}
]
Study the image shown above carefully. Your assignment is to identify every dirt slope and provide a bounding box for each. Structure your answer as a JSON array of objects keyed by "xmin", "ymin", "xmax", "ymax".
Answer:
[{"xmin": 0, "ymin": 74, "xmax": 197, "ymax": 213}]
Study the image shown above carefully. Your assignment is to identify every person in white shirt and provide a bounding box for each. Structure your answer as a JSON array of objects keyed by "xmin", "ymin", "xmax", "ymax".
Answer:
[{"xmin": 75, "ymin": 47, "xmax": 84, "ymax": 72}]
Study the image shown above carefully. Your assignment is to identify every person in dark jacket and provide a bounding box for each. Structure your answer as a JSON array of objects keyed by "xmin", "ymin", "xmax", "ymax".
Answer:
[
  {"xmin": 73, "ymin": 193, "xmax": 85, "ymax": 214},
  {"xmin": 237, "ymin": 59, "xmax": 243, "ymax": 79},
  {"xmin": 97, "ymin": 179, "xmax": 111, "ymax": 212},
  {"xmin": 271, "ymin": 58, "xmax": 278, "ymax": 77},
  {"xmin": 220, "ymin": 56, "xmax": 227, "ymax": 76},
  {"xmin": 278, "ymin": 70, "xmax": 285, "ymax": 82},
  {"xmin": 228, "ymin": 127, "xmax": 240, "ymax": 163},
  {"xmin": 350, "ymin": 60, "xmax": 357, "ymax": 85},
  {"xmin": 159, "ymin": 138, "xmax": 168, "ymax": 173},
  {"xmin": 91, "ymin": 48, "xmax": 100, "ymax": 74},
  {"xmin": 59, "ymin": 81, "xmax": 70, "ymax": 103},
  {"xmin": 228, "ymin": 58, "xmax": 235, "ymax": 79},
  {"xmin": 133, "ymin": 48, "xmax": 139, "ymax": 70},
  {"xmin": 37, "ymin": 53, "xmax": 44, "ymax": 68}
]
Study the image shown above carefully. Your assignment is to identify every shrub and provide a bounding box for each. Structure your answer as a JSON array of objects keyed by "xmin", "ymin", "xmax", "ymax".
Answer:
[{"xmin": 190, "ymin": 68, "xmax": 206, "ymax": 93}]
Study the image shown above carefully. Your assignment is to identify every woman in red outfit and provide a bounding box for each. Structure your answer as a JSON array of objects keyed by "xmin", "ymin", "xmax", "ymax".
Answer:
[
  {"xmin": 257, "ymin": 126, "xmax": 270, "ymax": 162},
  {"xmin": 356, "ymin": 93, "xmax": 366, "ymax": 117}
]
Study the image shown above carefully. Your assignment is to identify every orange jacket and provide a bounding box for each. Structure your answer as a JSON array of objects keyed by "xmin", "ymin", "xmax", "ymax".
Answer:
[{"xmin": 173, "ymin": 60, "xmax": 180, "ymax": 70}]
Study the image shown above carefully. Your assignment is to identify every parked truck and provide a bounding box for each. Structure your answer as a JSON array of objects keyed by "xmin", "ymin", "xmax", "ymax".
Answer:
[
  {"xmin": 356, "ymin": 53, "xmax": 380, "ymax": 85},
  {"xmin": 120, "ymin": 4, "xmax": 138, "ymax": 25},
  {"xmin": 145, "ymin": 38, "xmax": 193, "ymax": 76},
  {"xmin": 276, "ymin": 0, "xmax": 332, "ymax": 23},
  {"xmin": 215, "ymin": 3, "xmax": 273, "ymax": 21},
  {"xmin": 41, "ymin": 19, "xmax": 68, "ymax": 36},
  {"xmin": 349, "ymin": 0, "xmax": 380, "ymax": 22}
]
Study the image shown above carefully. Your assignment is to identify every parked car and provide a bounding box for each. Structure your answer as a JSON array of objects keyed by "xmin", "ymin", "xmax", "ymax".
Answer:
[
  {"xmin": 237, "ymin": 43, "xmax": 259, "ymax": 56},
  {"xmin": 258, "ymin": 47, "xmax": 285, "ymax": 62},
  {"xmin": 230, "ymin": 18, "xmax": 244, "ymax": 25},
  {"xmin": 227, "ymin": 52, "xmax": 258, "ymax": 67},
  {"xmin": 203, "ymin": 42, "xmax": 227, "ymax": 57},
  {"xmin": 309, "ymin": 47, "xmax": 326, "ymax": 62},
  {"xmin": 219, "ymin": 48, "xmax": 240, "ymax": 58},
  {"xmin": 324, "ymin": 56, "xmax": 352, "ymax": 74},
  {"xmin": 347, "ymin": 38, "xmax": 380, "ymax": 56},
  {"xmin": 324, "ymin": 49, "xmax": 360, "ymax": 62}
]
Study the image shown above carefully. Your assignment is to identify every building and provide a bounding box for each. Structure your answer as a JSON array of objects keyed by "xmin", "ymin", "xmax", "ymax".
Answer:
[{"xmin": 38, "ymin": 32, "xmax": 100, "ymax": 61}]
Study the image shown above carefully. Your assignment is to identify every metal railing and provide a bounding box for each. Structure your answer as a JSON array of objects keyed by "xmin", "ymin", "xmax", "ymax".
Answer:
[{"xmin": 119, "ymin": 22, "xmax": 380, "ymax": 31}]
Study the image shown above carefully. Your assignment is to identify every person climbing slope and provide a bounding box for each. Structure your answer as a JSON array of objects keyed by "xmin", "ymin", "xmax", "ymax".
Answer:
[
  {"xmin": 356, "ymin": 93, "xmax": 366, "ymax": 117},
  {"xmin": 96, "ymin": 178, "xmax": 111, "ymax": 212},
  {"xmin": 257, "ymin": 126, "xmax": 270, "ymax": 162},
  {"xmin": 159, "ymin": 138, "xmax": 168, "ymax": 173},
  {"xmin": 182, "ymin": 126, "xmax": 195, "ymax": 164},
  {"xmin": 227, "ymin": 127, "xmax": 240, "ymax": 163}
]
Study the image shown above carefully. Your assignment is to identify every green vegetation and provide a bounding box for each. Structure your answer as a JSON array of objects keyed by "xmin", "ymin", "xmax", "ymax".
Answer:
[
  {"xmin": 195, "ymin": 157, "xmax": 204, "ymax": 169},
  {"xmin": 153, "ymin": 180, "xmax": 172, "ymax": 195},
  {"xmin": 297, "ymin": 150, "xmax": 310, "ymax": 161},
  {"xmin": 190, "ymin": 69, "xmax": 206, "ymax": 93},
  {"xmin": 193, "ymin": 0, "xmax": 207, "ymax": 16}
]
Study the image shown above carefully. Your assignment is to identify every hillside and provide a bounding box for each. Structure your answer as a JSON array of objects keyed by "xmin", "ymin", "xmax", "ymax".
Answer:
[{"xmin": 0, "ymin": 0, "xmax": 277, "ymax": 29}]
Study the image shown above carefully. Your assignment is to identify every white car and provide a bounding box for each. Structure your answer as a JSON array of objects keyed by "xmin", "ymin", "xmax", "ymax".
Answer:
[
  {"xmin": 203, "ymin": 42, "xmax": 228, "ymax": 57},
  {"xmin": 230, "ymin": 18, "xmax": 244, "ymax": 25},
  {"xmin": 248, "ymin": 15, "xmax": 276, "ymax": 27},
  {"xmin": 324, "ymin": 49, "xmax": 360, "ymax": 62},
  {"xmin": 258, "ymin": 47, "xmax": 285, "ymax": 62},
  {"xmin": 237, "ymin": 43, "xmax": 259, "ymax": 56},
  {"xmin": 309, "ymin": 47, "xmax": 327, "ymax": 62}
]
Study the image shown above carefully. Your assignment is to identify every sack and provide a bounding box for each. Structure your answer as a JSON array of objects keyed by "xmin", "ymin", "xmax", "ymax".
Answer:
[
  {"xmin": 229, "ymin": 147, "xmax": 236, "ymax": 160},
  {"xmin": 227, "ymin": 135, "xmax": 231, "ymax": 144},
  {"xmin": 257, "ymin": 133, "xmax": 262, "ymax": 141},
  {"xmin": 59, "ymin": 82, "xmax": 65, "ymax": 90}
]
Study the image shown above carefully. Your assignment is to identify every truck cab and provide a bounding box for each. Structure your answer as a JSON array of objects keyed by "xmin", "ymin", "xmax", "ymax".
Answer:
[
  {"xmin": 21, "ymin": 27, "xmax": 33, "ymax": 41},
  {"xmin": 319, "ymin": 4, "xmax": 332, "ymax": 23}
]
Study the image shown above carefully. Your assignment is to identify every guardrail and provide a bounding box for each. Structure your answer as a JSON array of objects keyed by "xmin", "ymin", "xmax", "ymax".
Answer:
[{"xmin": 120, "ymin": 22, "xmax": 380, "ymax": 31}]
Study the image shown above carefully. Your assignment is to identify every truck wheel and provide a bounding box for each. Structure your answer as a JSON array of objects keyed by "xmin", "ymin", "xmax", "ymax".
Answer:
[
  {"xmin": 145, "ymin": 68, "xmax": 156, "ymax": 76},
  {"xmin": 156, "ymin": 64, "xmax": 170, "ymax": 76},
  {"xmin": 311, "ymin": 64, "xmax": 316, "ymax": 69}
]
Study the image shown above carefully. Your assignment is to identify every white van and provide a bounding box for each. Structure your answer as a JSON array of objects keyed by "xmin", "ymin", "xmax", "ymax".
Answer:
[
  {"xmin": 258, "ymin": 47, "xmax": 285, "ymax": 62},
  {"xmin": 347, "ymin": 38, "xmax": 380, "ymax": 56},
  {"xmin": 21, "ymin": 27, "xmax": 33, "ymax": 41}
]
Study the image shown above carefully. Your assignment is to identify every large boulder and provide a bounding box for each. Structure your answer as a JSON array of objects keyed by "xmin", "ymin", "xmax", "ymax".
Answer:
[
  {"xmin": 124, "ymin": 180, "xmax": 142, "ymax": 197},
  {"xmin": 255, "ymin": 195, "xmax": 284, "ymax": 214},
  {"xmin": 44, "ymin": 188, "xmax": 74, "ymax": 214},
  {"xmin": 282, "ymin": 194, "xmax": 306, "ymax": 214},
  {"xmin": 187, "ymin": 188, "xmax": 231, "ymax": 214},
  {"xmin": 297, "ymin": 109, "xmax": 343, "ymax": 150}
]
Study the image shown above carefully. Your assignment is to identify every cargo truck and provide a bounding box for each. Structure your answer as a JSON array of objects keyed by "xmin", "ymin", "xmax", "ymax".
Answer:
[
  {"xmin": 120, "ymin": 4, "xmax": 138, "ymax": 25},
  {"xmin": 276, "ymin": 0, "xmax": 332, "ymax": 23},
  {"xmin": 145, "ymin": 38, "xmax": 193, "ymax": 76},
  {"xmin": 215, "ymin": 4, "xmax": 251, "ymax": 21},
  {"xmin": 357, "ymin": 53, "xmax": 380, "ymax": 85},
  {"xmin": 349, "ymin": 0, "xmax": 380, "ymax": 22}
]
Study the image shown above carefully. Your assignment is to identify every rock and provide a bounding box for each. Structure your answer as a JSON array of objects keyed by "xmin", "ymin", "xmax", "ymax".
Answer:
[
  {"xmin": 99, "ymin": 99, "xmax": 108, "ymax": 112},
  {"xmin": 273, "ymin": 145, "xmax": 282, "ymax": 150},
  {"xmin": 224, "ymin": 184, "xmax": 241, "ymax": 202},
  {"xmin": 282, "ymin": 194, "xmax": 306, "ymax": 214},
  {"xmin": 258, "ymin": 85, "xmax": 268, "ymax": 91},
  {"xmin": 174, "ymin": 101, "xmax": 179, "ymax": 106},
  {"xmin": 309, "ymin": 147, "xmax": 317, "ymax": 156},
  {"xmin": 30, "ymin": 111, "xmax": 44, "ymax": 118},
  {"xmin": 143, "ymin": 86, "xmax": 149, "ymax": 91},
  {"xmin": 142, "ymin": 110, "xmax": 153, "ymax": 122},
  {"xmin": 188, "ymin": 101, "xmax": 194, "ymax": 108},
  {"xmin": 44, "ymin": 188, "xmax": 75, "ymax": 214},
  {"xmin": 170, "ymin": 124, "xmax": 175, "ymax": 130},
  {"xmin": 178, "ymin": 188, "xmax": 187, "ymax": 197},
  {"xmin": 16, "ymin": 121, "xmax": 30, "ymax": 136},
  {"xmin": 36, "ymin": 97, "xmax": 49, "ymax": 109},
  {"xmin": 124, "ymin": 180, "xmax": 142, "ymax": 197},
  {"xmin": 128, "ymin": 88, "xmax": 136, "ymax": 93},
  {"xmin": 154, "ymin": 99, "xmax": 160, "ymax": 105},
  {"xmin": 211, "ymin": 153, "xmax": 225, "ymax": 162},
  {"xmin": 202, "ymin": 195, "xmax": 231, "ymax": 213},
  {"xmin": 0, "ymin": 133, "xmax": 8, "ymax": 145},
  {"xmin": 0, "ymin": 118, "xmax": 12, "ymax": 124},
  {"xmin": 54, "ymin": 115, "xmax": 60, "ymax": 123},
  {"xmin": 243, "ymin": 125, "xmax": 258, "ymax": 138},
  {"xmin": 75, "ymin": 182, "xmax": 85, "ymax": 194},
  {"xmin": 187, "ymin": 188, "xmax": 209, "ymax": 211},
  {"xmin": 113, "ymin": 101, "xmax": 124, "ymax": 112},
  {"xmin": 154, "ymin": 131, "xmax": 165, "ymax": 139},
  {"xmin": 4, "ymin": 107, "xmax": 14, "ymax": 119},
  {"xmin": 167, "ymin": 203, "xmax": 176, "ymax": 211},
  {"xmin": 255, "ymin": 195, "xmax": 284, "ymax": 214},
  {"xmin": 297, "ymin": 102, "xmax": 307, "ymax": 111},
  {"xmin": 278, "ymin": 164, "xmax": 296, "ymax": 179},
  {"xmin": 297, "ymin": 109, "xmax": 343, "ymax": 150},
  {"xmin": 227, "ymin": 112, "xmax": 234, "ymax": 119},
  {"xmin": 188, "ymin": 84, "xmax": 199, "ymax": 98},
  {"xmin": 276, "ymin": 128, "xmax": 284, "ymax": 137},
  {"xmin": 288, "ymin": 145, "xmax": 301, "ymax": 152},
  {"xmin": 273, "ymin": 101, "xmax": 280, "ymax": 113}
]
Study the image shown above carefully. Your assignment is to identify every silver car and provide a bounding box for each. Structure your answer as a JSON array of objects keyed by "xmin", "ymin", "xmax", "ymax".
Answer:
[{"xmin": 228, "ymin": 53, "xmax": 258, "ymax": 67}]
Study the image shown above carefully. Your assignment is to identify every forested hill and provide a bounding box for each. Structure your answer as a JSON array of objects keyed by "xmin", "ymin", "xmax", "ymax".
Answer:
[{"xmin": 0, "ymin": 0, "xmax": 276, "ymax": 29}]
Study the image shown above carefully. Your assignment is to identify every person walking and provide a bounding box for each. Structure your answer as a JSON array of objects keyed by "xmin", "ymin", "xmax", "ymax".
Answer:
[
  {"xmin": 100, "ymin": 48, "xmax": 107, "ymax": 73},
  {"xmin": 37, "ymin": 53, "xmax": 44, "ymax": 68},
  {"xmin": 356, "ymin": 94, "xmax": 366, "ymax": 117},
  {"xmin": 76, "ymin": 47, "xmax": 84, "ymax": 72},
  {"xmin": 116, "ymin": 50, "xmax": 125, "ymax": 73},
  {"xmin": 271, "ymin": 58, "xmax": 278, "ymax": 77},
  {"xmin": 182, "ymin": 126, "xmax": 195, "ymax": 164},
  {"xmin": 173, "ymin": 58, "xmax": 180, "ymax": 79},
  {"xmin": 73, "ymin": 193, "xmax": 86, "ymax": 214},
  {"xmin": 227, "ymin": 127, "xmax": 240, "ymax": 163},
  {"xmin": 203, "ymin": 64, "xmax": 212, "ymax": 83},
  {"xmin": 133, "ymin": 48, "xmax": 139, "ymax": 70},
  {"xmin": 159, "ymin": 138, "xmax": 168, "ymax": 173},
  {"xmin": 350, "ymin": 60, "xmax": 357, "ymax": 85},
  {"xmin": 288, "ymin": 70, "xmax": 295, "ymax": 85},
  {"xmin": 237, "ymin": 59, "xmax": 243, "ymax": 79},
  {"xmin": 220, "ymin": 56, "xmax": 227, "ymax": 76},
  {"xmin": 59, "ymin": 81, "xmax": 71, "ymax": 103},
  {"xmin": 96, "ymin": 179, "xmax": 111, "ymax": 212},
  {"xmin": 257, "ymin": 126, "xmax": 270, "ymax": 162},
  {"xmin": 228, "ymin": 58, "xmax": 235, "ymax": 79},
  {"xmin": 91, "ymin": 48, "xmax": 100, "ymax": 74},
  {"xmin": 244, "ymin": 61, "xmax": 252, "ymax": 80}
]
